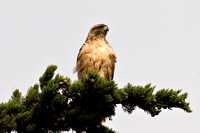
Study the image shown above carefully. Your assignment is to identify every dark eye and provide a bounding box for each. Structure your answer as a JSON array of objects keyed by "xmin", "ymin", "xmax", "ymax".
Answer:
[{"xmin": 97, "ymin": 25, "xmax": 104, "ymax": 29}]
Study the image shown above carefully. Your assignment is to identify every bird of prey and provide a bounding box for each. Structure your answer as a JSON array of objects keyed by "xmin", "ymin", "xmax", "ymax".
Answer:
[{"xmin": 74, "ymin": 24, "xmax": 116, "ymax": 80}]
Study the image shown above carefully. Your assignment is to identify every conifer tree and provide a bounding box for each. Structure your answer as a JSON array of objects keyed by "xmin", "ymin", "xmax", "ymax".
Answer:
[{"xmin": 0, "ymin": 65, "xmax": 192, "ymax": 133}]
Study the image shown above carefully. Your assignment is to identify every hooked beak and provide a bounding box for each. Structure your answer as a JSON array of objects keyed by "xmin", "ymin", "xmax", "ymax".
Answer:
[{"xmin": 104, "ymin": 26, "xmax": 109, "ymax": 32}]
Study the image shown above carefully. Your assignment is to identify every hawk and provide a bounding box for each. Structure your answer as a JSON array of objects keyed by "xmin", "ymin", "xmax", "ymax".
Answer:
[{"xmin": 74, "ymin": 24, "xmax": 116, "ymax": 80}]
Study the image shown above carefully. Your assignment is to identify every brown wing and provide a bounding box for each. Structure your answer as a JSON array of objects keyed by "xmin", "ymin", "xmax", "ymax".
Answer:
[
  {"xmin": 108, "ymin": 53, "xmax": 117, "ymax": 80},
  {"xmin": 74, "ymin": 43, "xmax": 91, "ymax": 80},
  {"xmin": 98, "ymin": 49, "xmax": 116, "ymax": 80}
]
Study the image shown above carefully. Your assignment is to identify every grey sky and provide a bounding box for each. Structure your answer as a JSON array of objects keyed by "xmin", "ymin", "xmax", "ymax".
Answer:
[{"xmin": 0, "ymin": 0, "xmax": 200, "ymax": 132}]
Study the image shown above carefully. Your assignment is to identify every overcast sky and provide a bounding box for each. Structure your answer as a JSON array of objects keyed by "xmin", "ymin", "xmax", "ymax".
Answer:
[{"xmin": 0, "ymin": 1, "xmax": 200, "ymax": 133}]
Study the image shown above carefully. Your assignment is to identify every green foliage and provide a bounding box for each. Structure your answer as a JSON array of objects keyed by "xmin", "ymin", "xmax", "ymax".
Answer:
[
  {"xmin": 0, "ymin": 65, "xmax": 192, "ymax": 133},
  {"xmin": 87, "ymin": 125, "xmax": 116, "ymax": 133},
  {"xmin": 39, "ymin": 65, "xmax": 58, "ymax": 88},
  {"xmin": 121, "ymin": 83, "xmax": 192, "ymax": 117}
]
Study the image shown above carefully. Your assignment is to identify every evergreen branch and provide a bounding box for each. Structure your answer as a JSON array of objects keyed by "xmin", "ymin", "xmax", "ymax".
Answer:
[
  {"xmin": 0, "ymin": 65, "xmax": 192, "ymax": 133},
  {"xmin": 39, "ymin": 65, "xmax": 57, "ymax": 88},
  {"xmin": 121, "ymin": 83, "xmax": 192, "ymax": 117}
]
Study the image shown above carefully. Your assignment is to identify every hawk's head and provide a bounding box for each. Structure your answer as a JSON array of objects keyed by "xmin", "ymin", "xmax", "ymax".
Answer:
[{"xmin": 86, "ymin": 24, "xmax": 109, "ymax": 41}]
